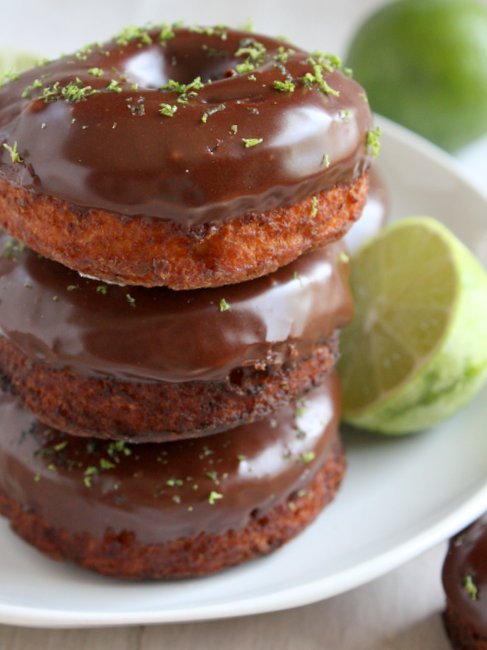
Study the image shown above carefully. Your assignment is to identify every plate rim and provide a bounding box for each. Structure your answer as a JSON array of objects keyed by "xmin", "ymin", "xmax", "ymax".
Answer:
[{"xmin": 1, "ymin": 115, "xmax": 487, "ymax": 628}]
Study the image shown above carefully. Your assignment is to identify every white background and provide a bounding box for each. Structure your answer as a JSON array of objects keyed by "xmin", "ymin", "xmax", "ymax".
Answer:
[{"xmin": 0, "ymin": 0, "xmax": 486, "ymax": 648}]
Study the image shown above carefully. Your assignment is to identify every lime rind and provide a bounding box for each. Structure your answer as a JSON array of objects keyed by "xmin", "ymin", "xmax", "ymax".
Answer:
[{"xmin": 340, "ymin": 217, "xmax": 487, "ymax": 434}]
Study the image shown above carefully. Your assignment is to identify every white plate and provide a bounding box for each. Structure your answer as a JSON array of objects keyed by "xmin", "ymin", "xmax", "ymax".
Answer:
[{"xmin": 1, "ymin": 116, "xmax": 487, "ymax": 628}]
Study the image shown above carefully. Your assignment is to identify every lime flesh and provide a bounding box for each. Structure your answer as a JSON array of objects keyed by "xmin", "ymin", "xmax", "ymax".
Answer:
[
  {"xmin": 346, "ymin": 0, "xmax": 487, "ymax": 151},
  {"xmin": 338, "ymin": 217, "xmax": 487, "ymax": 434}
]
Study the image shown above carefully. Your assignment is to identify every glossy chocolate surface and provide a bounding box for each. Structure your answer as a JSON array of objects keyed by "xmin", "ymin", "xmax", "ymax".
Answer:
[
  {"xmin": 0, "ymin": 375, "xmax": 340, "ymax": 542},
  {"xmin": 0, "ymin": 26, "xmax": 372, "ymax": 224},
  {"xmin": 0, "ymin": 233, "xmax": 352, "ymax": 382},
  {"xmin": 344, "ymin": 170, "xmax": 389, "ymax": 252},
  {"xmin": 443, "ymin": 515, "xmax": 487, "ymax": 636}
]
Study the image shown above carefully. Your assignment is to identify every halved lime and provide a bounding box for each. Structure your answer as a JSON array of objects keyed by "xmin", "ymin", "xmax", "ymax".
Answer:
[
  {"xmin": 338, "ymin": 217, "xmax": 487, "ymax": 434},
  {"xmin": 0, "ymin": 49, "xmax": 40, "ymax": 77}
]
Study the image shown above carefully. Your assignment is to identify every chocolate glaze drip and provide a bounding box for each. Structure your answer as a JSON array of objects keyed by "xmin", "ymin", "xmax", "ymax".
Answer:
[
  {"xmin": 0, "ymin": 375, "xmax": 340, "ymax": 542},
  {"xmin": 0, "ymin": 27, "xmax": 372, "ymax": 224},
  {"xmin": 0, "ymin": 233, "xmax": 352, "ymax": 382},
  {"xmin": 344, "ymin": 170, "xmax": 389, "ymax": 252},
  {"xmin": 443, "ymin": 514, "xmax": 487, "ymax": 637}
]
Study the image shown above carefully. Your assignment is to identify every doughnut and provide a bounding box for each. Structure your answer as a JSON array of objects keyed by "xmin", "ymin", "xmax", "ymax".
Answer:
[
  {"xmin": 442, "ymin": 514, "xmax": 487, "ymax": 649},
  {"xmin": 0, "ymin": 374, "xmax": 344, "ymax": 579},
  {"xmin": 0, "ymin": 233, "xmax": 352, "ymax": 441},
  {"xmin": 0, "ymin": 24, "xmax": 373, "ymax": 289}
]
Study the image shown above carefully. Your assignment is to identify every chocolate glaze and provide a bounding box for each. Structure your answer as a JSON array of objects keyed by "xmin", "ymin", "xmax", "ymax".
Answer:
[
  {"xmin": 443, "ymin": 515, "xmax": 487, "ymax": 637},
  {"xmin": 0, "ymin": 233, "xmax": 352, "ymax": 382},
  {"xmin": 0, "ymin": 375, "xmax": 340, "ymax": 542},
  {"xmin": 344, "ymin": 170, "xmax": 389, "ymax": 252},
  {"xmin": 0, "ymin": 26, "xmax": 372, "ymax": 224}
]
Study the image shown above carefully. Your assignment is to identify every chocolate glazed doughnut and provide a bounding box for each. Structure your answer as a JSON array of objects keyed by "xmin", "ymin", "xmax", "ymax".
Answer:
[
  {"xmin": 0, "ymin": 234, "xmax": 352, "ymax": 441},
  {"xmin": 442, "ymin": 515, "xmax": 487, "ymax": 649},
  {"xmin": 0, "ymin": 375, "xmax": 345, "ymax": 579},
  {"xmin": 0, "ymin": 25, "xmax": 373, "ymax": 288}
]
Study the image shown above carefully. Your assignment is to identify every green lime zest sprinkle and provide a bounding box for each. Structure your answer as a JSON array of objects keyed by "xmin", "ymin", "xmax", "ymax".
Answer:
[
  {"xmin": 166, "ymin": 478, "xmax": 184, "ymax": 487},
  {"xmin": 274, "ymin": 46, "xmax": 295, "ymax": 63},
  {"xmin": 116, "ymin": 25, "xmax": 152, "ymax": 46},
  {"xmin": 273, "ymin": 79, "xmax": 295, "ymax": 92},
  {"xmin": 21, "ymin": 78, "xmax": 43, "ymax": 98},
  {"xmin": 0, "ymin": 70, "xmax": 19, "ymax": 87},
  {"xmin": 106, "ymin": 79, "xmax": 122, "ymax": 93},
  {"xmin": 161, "ymin": 76, "xmax": 204, "ymax": 97},
  {"xmin": 67, "ymin": 284, "xmax": 79, "ymax": 291},
  {"xmin": 464, "ymin": 574, "xmax": 479, "ymax": 601},
  {"xmin": 309, "ymin": 51, "xmax": 342, "ymax": 71},
  {"xmin": 106, "ymin": 440, "xmax": 132, "ymax": 458},
  {"xmin": 3, "ymin": 141, "xmax": 23, "ymax": 164},
  {"xmin": 41, "ymin": 81, "xmax": 60, "ymax": 102},
  {"xmin": 159, "ymin": 103, "xmax": 178, "ymax": 117},
  {"xmin": 83, "ymin": 466, "xmax": 98, "ymax": 488},
  {"xmin": 322, "ymin": 153, "xmax": 331, "ymax": 167},
  {"xmin": 235, "ymin": 39, "xmax": 266, "ymax": 61},
  {"xmin": 88, "ymin": 67, "xmax": 104, "ymax": 77},
  {"xmin": 189, "ymin": 25, "xmax": 228, "ymax": 40},
  {"xmin": 242, "ymin": 137, "xmax": 263, "ymax": 148},
  {"xmin": 61, "ymin": 80, "xmax": 98, "ymax": 103},
  {"xmin": 96, "ymin": 285, "xmax": 108, "ymax": 295},
  {"xmin": 159, "ymin": 23, "xmax": 175, "ymax": 41},
  {"xmin": 126, "ymin": 293, "xmax": 136, "ymax": 307},
  {"xmin": 312, "ymin": 64, "xmax": 340, "ymax": 96},
  {"xmin": 99, "ymin": 458, "xmax": 115, "ymax": 470},
  {"xmin": 219, "ymin": 298, "xmax": 231, "ymax": 312},
  {"xmin": 208, "ymin": 490, "xmax": 224, "ymax": 505},
  {"xmin": 235, "ymin": 38, "xmax": 266, "ymax": 74},
  {"xmin": 230, "ymin": 124, "xmax": 238, "ymax": 134},
  {"xmin": 310, "ymin": 195, "xmax": 318, "ymax": 218},
  {"xmin": 300, "ymin": 59, "xmax": 340, "ymax": 97},
  {"xmin": 366, "ymin": 127, "xmax": 381, "ymax": 158},
  {"xmin": 300, "ymin": 451, "xmax": 316, "ymax": 463},
  {"xmin": 235, "ymin": 60, "xmax": 255, "ymax": 74},
  {"xmin": 40, "ymin": 79, "xmax": 99, "ymax": 104}
]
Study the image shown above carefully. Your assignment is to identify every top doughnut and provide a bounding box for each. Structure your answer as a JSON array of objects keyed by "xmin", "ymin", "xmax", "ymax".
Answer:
[{"xmin": 0, "ymin": 24, "xmax": 374, "ymax": 288}]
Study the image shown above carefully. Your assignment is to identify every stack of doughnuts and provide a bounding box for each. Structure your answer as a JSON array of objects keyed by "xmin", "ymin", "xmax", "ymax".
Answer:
[{"xmin": 0, "ymin": 24, "xmax": 374, "ymax": 578}]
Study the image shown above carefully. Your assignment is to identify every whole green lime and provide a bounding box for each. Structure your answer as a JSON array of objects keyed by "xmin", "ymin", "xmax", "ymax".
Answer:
[
  {"xmin": 0, "ymin": 49, "xmax": 39, "ymax": 77},
  {"xmin": 346, "ymin": 0, "xmax": 487, "ymax": 151}
]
